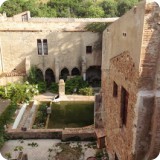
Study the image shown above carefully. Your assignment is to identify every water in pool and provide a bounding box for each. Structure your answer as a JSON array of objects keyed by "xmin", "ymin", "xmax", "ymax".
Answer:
[{"xmin": 48, "ymin": 101, "xmax": 94, "ymax": 128}]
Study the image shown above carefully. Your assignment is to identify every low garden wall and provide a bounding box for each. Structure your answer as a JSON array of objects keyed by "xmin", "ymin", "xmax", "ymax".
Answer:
[
  {"xmin": 62, "ymin": 126, "xmax": 96, "ymax": 141},
  {"xmin": 7, "ymin": 129, "xmax": 62, "ymax": 139},
  {"xmin": 7, "ymin": 127, "xmax": 96, "ymax": 141}
]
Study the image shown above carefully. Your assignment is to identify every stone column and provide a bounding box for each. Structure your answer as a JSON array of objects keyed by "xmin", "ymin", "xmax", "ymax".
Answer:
[
  {"xmin": 82, "ymin": 56, "xmax": 87, "ymax": 81},
  {"xmin": 55, "ymin": 57, "xmax": 60, "ymax": 83},
  {"xmin": 59, "ymin": 79, "xmax": 65, "ymax": 97},
  {"xmin": 25, "ymin": 56, "xmax": 31, "ymax": 75}
]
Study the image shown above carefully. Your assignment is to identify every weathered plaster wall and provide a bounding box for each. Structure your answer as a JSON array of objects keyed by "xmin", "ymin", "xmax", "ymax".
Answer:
[
  {"xmin": 0, "ymin": 12, "xmax": 108, "ymax": 81},
  {"xmin": 102, "ymin": 1, "xmax": 145, "ymax": 71},
  {"xmin": 0, "ymin": 30, "xmax": 101, "ymax": 77},
  {"xmin": 0, "ymin": 76, "xmax": 24, "ymax": 86}
]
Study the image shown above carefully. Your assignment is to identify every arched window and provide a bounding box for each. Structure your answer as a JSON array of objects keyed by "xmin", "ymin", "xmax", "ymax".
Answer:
[
  {"xmin": 86, "ymin": 66, "xmax": 101, "ymax": 87},
  {"xmin": 45, "ymin": 68, "xmax": 55, "ymax": 87},
  {"xmin": 36, "ymin": 68, "xmax": 44, "ymax": 82},
  {"xmin": 71, "ymin": 67, "xmax": 80, "ymax": 76},
  {"xmin": 60, "ymin": 68, "xmax": 69, "ymax": 81}
]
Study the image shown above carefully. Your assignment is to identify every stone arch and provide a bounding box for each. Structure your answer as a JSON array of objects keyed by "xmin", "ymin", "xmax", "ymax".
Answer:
[
  {"xmin": 60, "ymin": 67, "xmax": 69, "ymax": 81},
  {"xmin": 36, "ymin": 68, "xmax": 44, "ymax": 82},
  {"xmin": 71, "ymin": 67, "xmax": 80, "ymax": 76},
  {"xmin": 86, "ymin": 66, "xmax": 101, "ymax": 87},
  {"xmin": 45, "ymin": 68, "xmax": 55, "ymax": 87}
]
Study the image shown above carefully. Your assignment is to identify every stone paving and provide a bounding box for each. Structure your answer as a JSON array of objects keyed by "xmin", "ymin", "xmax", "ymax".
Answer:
[
  {"xmin": 34, "ymin": 92, "xmax": 95, "ymax": 102},
  {"xmin": 0, "ymin": 139, "xmax": 97, "ymax": 160}
]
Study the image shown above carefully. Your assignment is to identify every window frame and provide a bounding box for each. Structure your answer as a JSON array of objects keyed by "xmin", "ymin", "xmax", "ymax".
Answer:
[
  {"xmin": 37, "ymin": 39, "xmax": 48, "ymax": 55},
  {"xmin": 113, "ymin": 81, "xmax": 118, "ymax": 97},
  {"xmin": 86, "ymin": 46, "xmax": 92, "ymax": 54},
  {"xmin": 120, "ymin": 86, "xmax": 129, "ymax": 127}
]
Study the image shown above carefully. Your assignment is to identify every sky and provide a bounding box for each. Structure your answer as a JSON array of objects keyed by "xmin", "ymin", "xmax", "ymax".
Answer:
[{"xmin": 0, "ymin": 0, "xmax": 6, "ymax": 6}]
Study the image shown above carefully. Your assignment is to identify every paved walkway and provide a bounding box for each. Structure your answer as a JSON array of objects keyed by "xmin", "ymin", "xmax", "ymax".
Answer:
[
  {"xmin": 34, "ymin": 92, "xmax": 95, "ymax": 102},
  {"xmin": 0, "ymin": 139, "xmax": 96, "ymax": 160},
  {"xmin": 34, "ymin": 92, "xmax": 56, "ymax": 102}
]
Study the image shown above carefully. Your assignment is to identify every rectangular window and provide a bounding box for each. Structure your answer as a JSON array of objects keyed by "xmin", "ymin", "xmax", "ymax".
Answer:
[
  {"xmin": 86, "ymin": 46, "xmax": 92, "ymax": 54},
  {"xmin": 43, "ymin": 39, "xmax": 48, "ymax": 55},
  {"xmin": 113, "ymin": 81, "xmax": 118, "ymax": 97},
  {"xmin": 37, "ymin": 39, "xmax": 42, "ymax": 55},
  {"xmin": 22, "ymin": 14, "xmax": 28, "ymax": 22},
  {"xmin": 121, "ymin": 87, "xmax": 129, "ymax": 126},
  {"xmin": 37, "ymin": 39, "xmax": 48, "ymax": 55}
]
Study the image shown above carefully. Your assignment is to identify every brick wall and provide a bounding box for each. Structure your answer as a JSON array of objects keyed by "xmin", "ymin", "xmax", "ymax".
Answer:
[{"xmin": 102, "ymin": 52, "xmax": 138, "ymax": 160}]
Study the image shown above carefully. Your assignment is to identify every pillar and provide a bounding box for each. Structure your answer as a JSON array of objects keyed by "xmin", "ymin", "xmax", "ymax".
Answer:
[
  {"xmin": 82, "ymin": 56, "xmax": 86, "ymax": 81},
  {"xmin": 55, "ymin": 57, "xmax": 60, "ymax": 83},
  {"xmin": 59, "ymin": 79, "xmax": 65, "ymax": 97}
]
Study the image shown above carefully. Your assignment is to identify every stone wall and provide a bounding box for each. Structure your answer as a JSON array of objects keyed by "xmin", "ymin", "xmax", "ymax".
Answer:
[
  {"xmin": 0, "ymin": 76, "xmax": 24, "ymax": 86},
  {"xmin": 0, "ymin": 11, "xmax": 113, "ymax": 82},
  {"xmin": 0, "ymin": 29, "xmax": 101, "ymax": 82},
  {"xmin": 8, "ymin": 129, "xmax": 63, "ymax": 139},
  {"xmin": 102, "ymin": 52, "xmax": 138, "ymax": 160},
  {"xmin": 135, "ymin": 2, "xmax": 160, "ymax": 159},
  {"xmin": 7, "ymin": 127, "xmax": 96, "ymax": 141}
]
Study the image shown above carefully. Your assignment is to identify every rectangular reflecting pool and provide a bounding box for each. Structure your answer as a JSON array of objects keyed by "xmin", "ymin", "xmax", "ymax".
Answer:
[{"xmin": 48, "ymin": 101, "xmax": 94, "ymax": 129}]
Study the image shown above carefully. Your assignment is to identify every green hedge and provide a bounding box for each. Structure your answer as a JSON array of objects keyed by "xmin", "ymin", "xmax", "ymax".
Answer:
[
  {"xmin": 79, "ymin": 87, "xmax": 93, "ymax": 96},
  {"xmin": 65, "ymin": 76, "xmax": 89, "ymax": 94},
  {"xmin": 0, "ymin": 82, "xmax": 39, "ymax": 149},
  {"xmin": 0, "ymin": 82, "xmax": 39, "ymax": 103},
  {"xmin": 0, "ymin": 102, "xmax": 17, "ymax": 149}
]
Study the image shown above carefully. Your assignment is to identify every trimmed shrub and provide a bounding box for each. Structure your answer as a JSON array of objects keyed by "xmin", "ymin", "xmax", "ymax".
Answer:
[
  {"xmin": 0, "ymin": 102, "xmax": 18, "ymax": 149},
  {"xmin": 0, "ymin": 82, "xmax": 39, "ymax": 104},
  {"xmin": 33, "ymin": 103, "xmax": 48, "ymax": 129},
  {"xmin": 65, "ymin": 76, "xmax": 89, "ymax": 94},
  {"xmin": 27, "ymin": 66, "xmax": 44, "ymax": 84},
  {"xmin": 79, "ymin": 87, "xmax": 93, "ymax": 96},
  {"xmin": 49, "ymin": 82, "xmax": 58, "ymax": 93},
  {"xmin": 38, "ymin": 82, "xmax": 47, "ymax": 93}
]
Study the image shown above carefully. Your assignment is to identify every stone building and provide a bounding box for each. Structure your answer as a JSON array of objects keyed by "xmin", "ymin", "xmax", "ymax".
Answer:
[
  {"xmin": 0, "ymin": 11, "xmax": 117, "ymax": 86},
  {"xmin": 101, "ymin": 0, "xmax": 160, "ymax": 159}
]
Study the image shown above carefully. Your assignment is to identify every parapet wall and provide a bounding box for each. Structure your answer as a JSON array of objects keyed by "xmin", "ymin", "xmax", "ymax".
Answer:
[
  {"xmin": 7, "ymin": 127, "xmax": 96, "ymax": 141},
  {"xmin": 28, "ymin": 17, "xmax": 119, "ymax": 23}
]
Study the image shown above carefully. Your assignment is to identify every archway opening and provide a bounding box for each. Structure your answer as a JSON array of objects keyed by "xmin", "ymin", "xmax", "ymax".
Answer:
[
  {"xmin": 71, "ymin": 67, "xmax": 80, "ymax": 76},
  {"xmin": 86, "ymin": 66, "xmax": 101, "ymax": 87},
  {"xmin": 36, "ymin": 68, "xmax": 44, "ymax": 82},
  {"xmin": 45, "ymin": 68, "xmax": 55, "ymax": 87},
  {"xmin": 60, "ymin": 68, "xmax": 69, "ymax": 81}
]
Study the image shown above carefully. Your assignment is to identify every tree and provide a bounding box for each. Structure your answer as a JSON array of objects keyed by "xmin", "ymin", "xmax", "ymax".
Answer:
[
  {"xmin": 117, "ymin": 0, "xmax": 138, "ymax": 16},
  {"xmin": 0, "ymin": 0, "xmax": 25, "ymax": 17},
  {"xmin": 86, "ymin": 5, "xmax": 105, "ymax": 18},
  {"xmin": 100, "ymin": 0, "xmax": 117, "ymax": 17},
  {"xmin": 0, "ymin": 0, "xmax": 139, "ymax": 18}
]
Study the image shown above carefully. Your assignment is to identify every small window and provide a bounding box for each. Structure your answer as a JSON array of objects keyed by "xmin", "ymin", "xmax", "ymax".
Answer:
[
  {"xmin": 86, "ymin": 46, "xmax": 92, "ymax": 54},
  {"xmin": 22, "ymin": 14, "xmax": 28, "ymax": 22},
  {"xmin": 113, "ymin": 81, "xmax": 118, "ymax": 97},
  {"xmin": 121, "ymin": 87, "xmax": 129, "ymax": 126},
  {"xmin": 43, "ymin": 39, "xmax": 48, "ymax": 55},
  {"xmin": 37, "ymin": 39, "xmax": 42, "ymax": 55}
]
